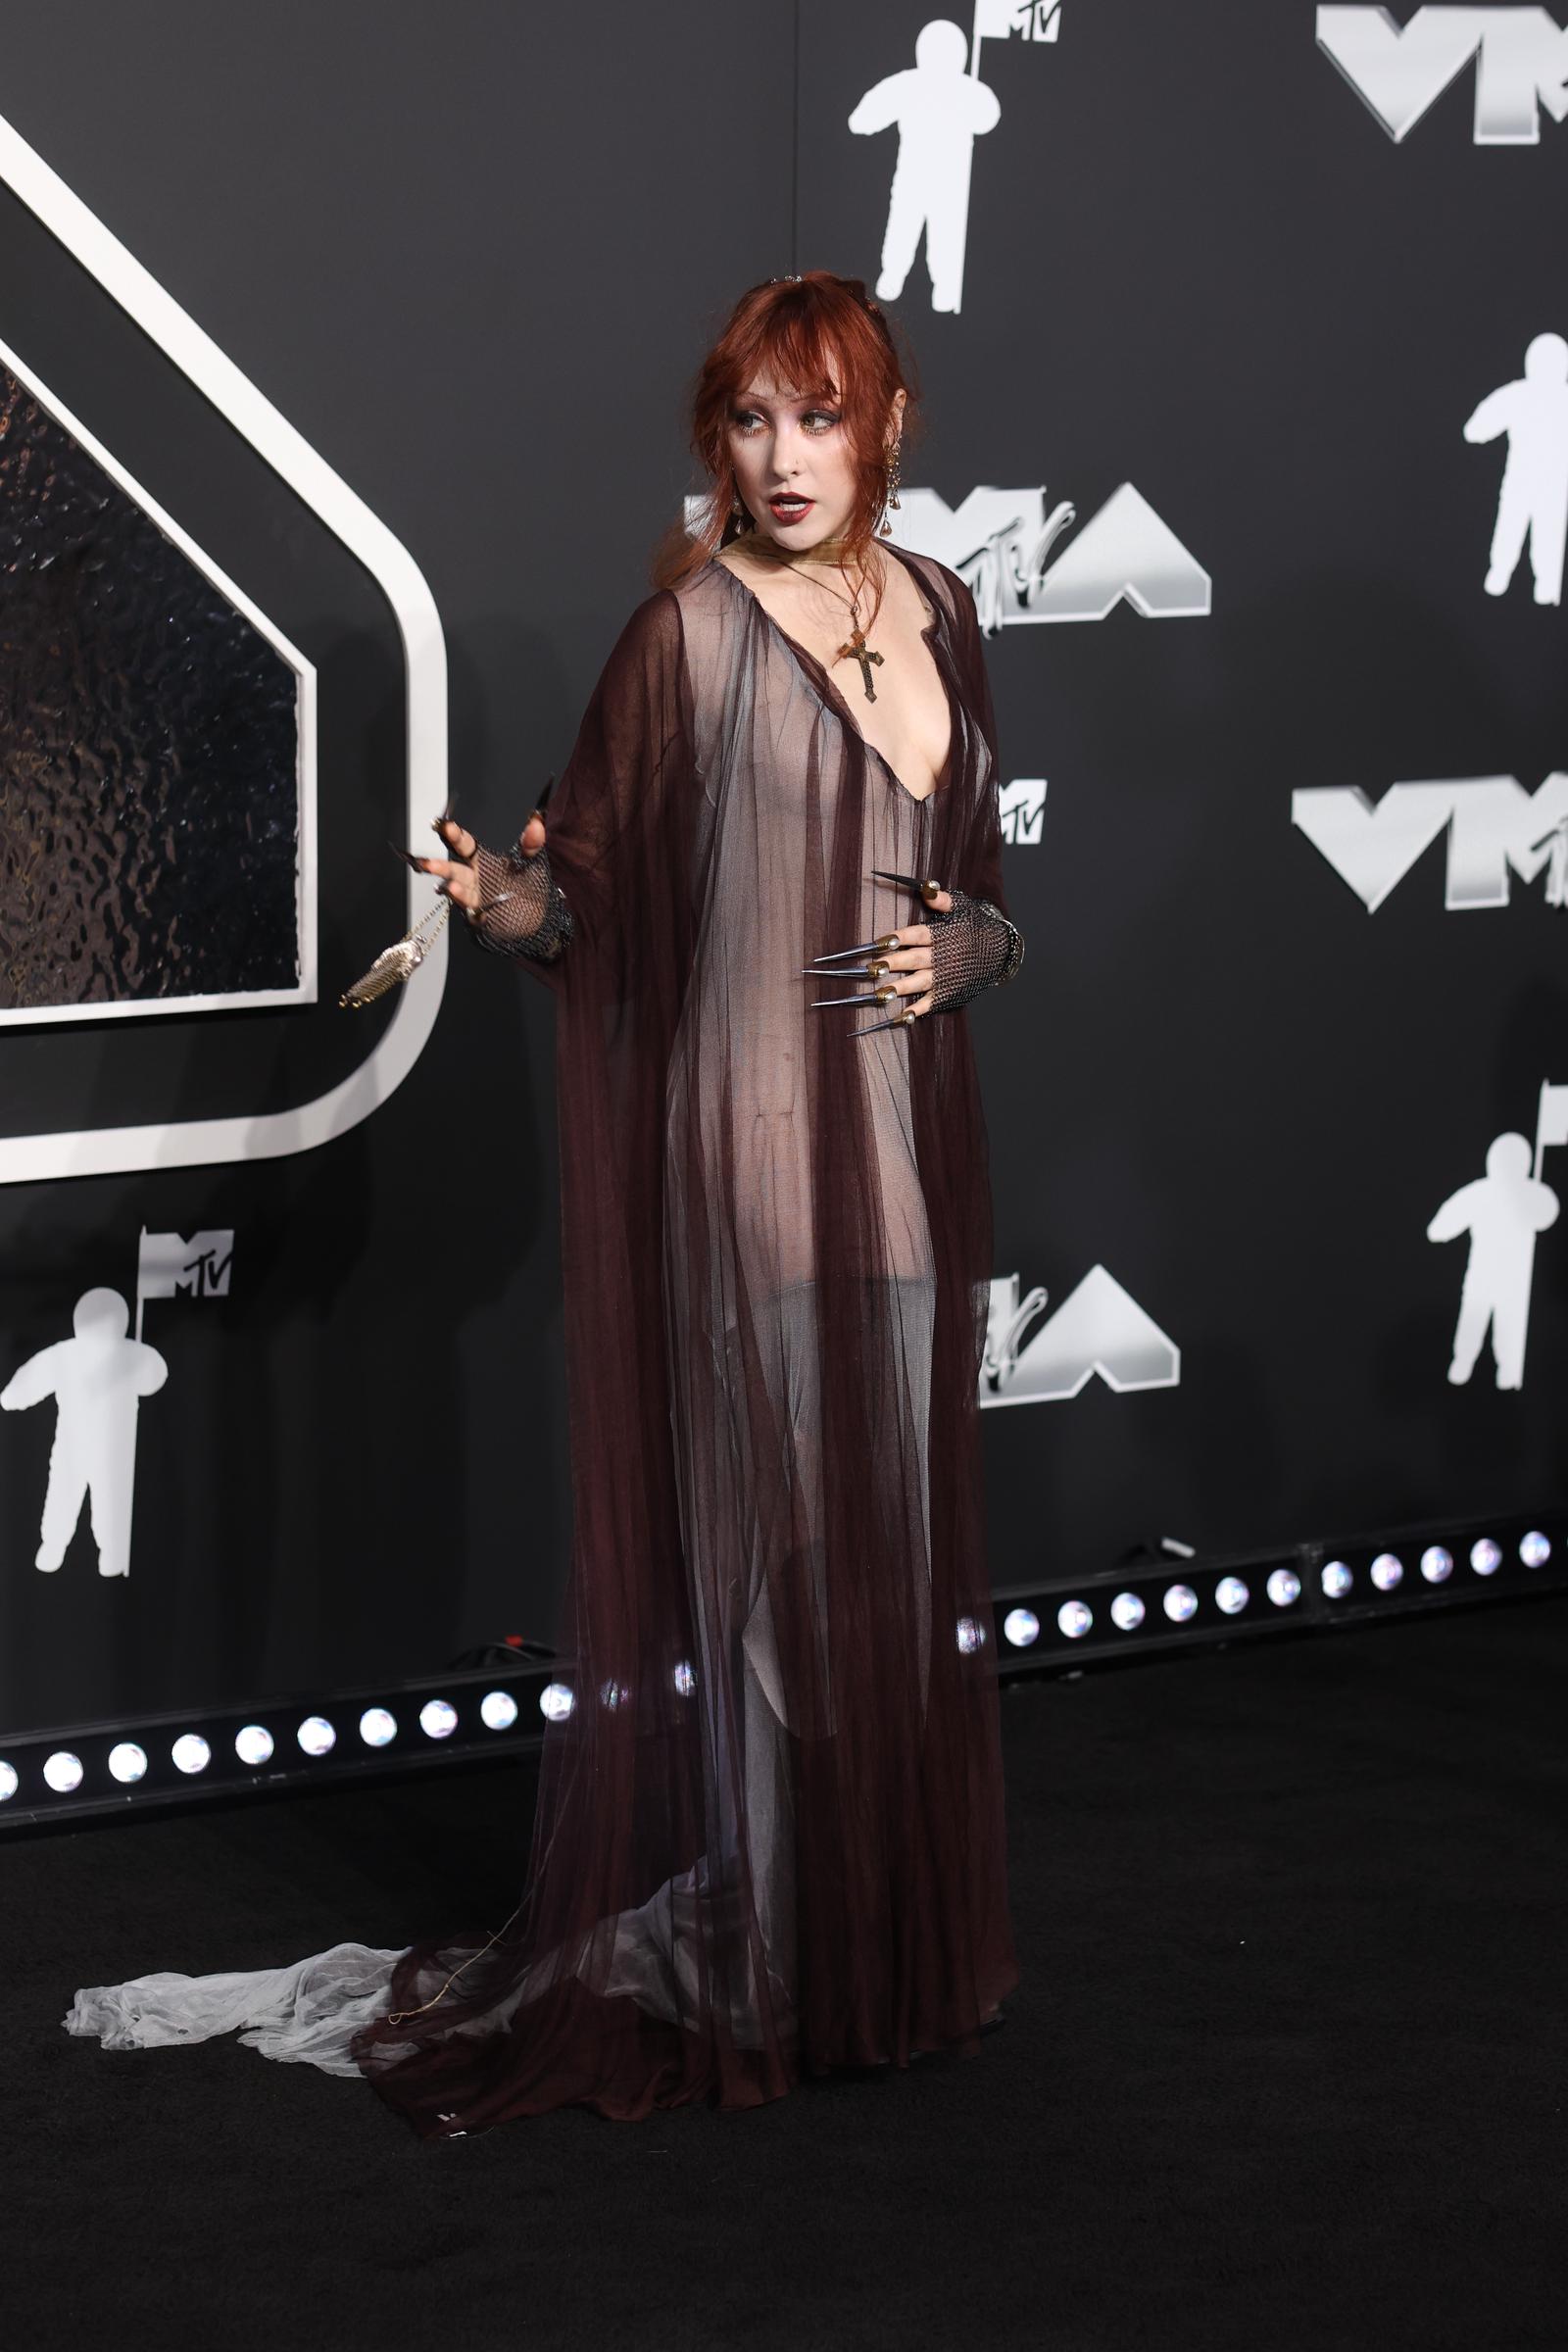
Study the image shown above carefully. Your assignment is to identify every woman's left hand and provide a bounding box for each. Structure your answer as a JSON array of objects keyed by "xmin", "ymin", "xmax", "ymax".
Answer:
[{"xmin": 801, "ymin": 871, "xmax": 955, "ymax": 1032}]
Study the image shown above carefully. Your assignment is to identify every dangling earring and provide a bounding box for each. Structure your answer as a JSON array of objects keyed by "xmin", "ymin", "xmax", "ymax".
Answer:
[
  {"xmin": 728, "ymin": 489, "xmax": 751, "ymax": 535},
  {"xmin": 879, "ymin": 441, "xmax": 903, "ymax": 538}
]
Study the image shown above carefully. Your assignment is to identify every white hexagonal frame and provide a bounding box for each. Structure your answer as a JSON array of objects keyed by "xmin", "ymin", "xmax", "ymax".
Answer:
[{"xmin": 0, "ymin": 109, "xmax": 447, "ymax": 1184}]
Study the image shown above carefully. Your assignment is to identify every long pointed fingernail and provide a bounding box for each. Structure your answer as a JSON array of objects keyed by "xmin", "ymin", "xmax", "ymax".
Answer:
[
  {"xmin": 870, "ymin": 867, "xmax": 943, "ymax": 903},
  {"xmin": 852, "ymin": 1013, "xmax": 914, "ymax": 1035},
  {"xmin": 807, "ymin": 933, "xmax": 902, "ymax": 963}
]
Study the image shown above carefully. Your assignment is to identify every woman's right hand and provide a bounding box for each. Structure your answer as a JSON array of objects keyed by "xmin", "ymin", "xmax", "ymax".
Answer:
[{"xmin": 418, "ymin": 807, "xmax": 548, "ymax": 921}]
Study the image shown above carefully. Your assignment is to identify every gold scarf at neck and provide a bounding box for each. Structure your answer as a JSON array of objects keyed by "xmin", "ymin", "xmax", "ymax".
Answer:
[{"xmin": 745, "ymin": 531, "xmax": 862, "ymax": 567}]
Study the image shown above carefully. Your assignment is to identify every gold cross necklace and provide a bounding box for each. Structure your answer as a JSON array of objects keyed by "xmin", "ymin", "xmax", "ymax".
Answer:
[{"xmin": 747, "ymin": 536, "xmax": 886, "ymax": 702}]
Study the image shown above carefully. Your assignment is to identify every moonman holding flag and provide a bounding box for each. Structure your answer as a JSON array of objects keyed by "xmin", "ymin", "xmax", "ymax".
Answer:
[{"xmin": 1, "ymin": 1290, "xmax": 168, "ymax": 1580}]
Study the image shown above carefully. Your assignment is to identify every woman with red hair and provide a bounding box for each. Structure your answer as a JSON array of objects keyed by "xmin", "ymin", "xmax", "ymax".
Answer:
[{"xmin": 66, "ymin": 272, "xmax": 1024, "ymax": 2133}]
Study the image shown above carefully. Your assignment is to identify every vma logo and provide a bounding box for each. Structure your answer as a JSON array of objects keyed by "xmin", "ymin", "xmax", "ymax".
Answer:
[
  {"xmin": 979, "ymin": 1266, "xmax": 1181, "ymax": 1406},
  {"xmin": 1317, "ymin": 6, "xmax": 1568, "ymax": 144},
  {"xmin": 1294, "ymin": 773, "xmax": 1568, "ymax": 910},
  {"xmin": 892, "ymin": 483, "xmax": 1210, "ymax": 631}
]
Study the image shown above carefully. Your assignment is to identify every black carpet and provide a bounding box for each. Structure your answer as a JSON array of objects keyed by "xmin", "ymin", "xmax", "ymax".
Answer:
[{"xmin": 10, "ymin": 1595, "xmax": 1566, "ymax": 2352}]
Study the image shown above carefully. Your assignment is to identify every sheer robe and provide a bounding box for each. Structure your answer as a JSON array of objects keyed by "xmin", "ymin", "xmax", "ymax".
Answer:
[{"xmin": 65, "ymin": 543, "xmax": 1025, "ymax": 2133}]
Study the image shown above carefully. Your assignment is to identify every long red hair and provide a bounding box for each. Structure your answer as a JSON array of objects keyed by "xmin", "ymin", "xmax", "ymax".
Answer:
[{"xmin": 651, "ymin": 271, "xmax": 921, "ymax": 632}]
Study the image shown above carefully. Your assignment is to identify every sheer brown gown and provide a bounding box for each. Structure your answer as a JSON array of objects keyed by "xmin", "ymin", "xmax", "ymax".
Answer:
[{"xmin": 64, "ymin": 540, "xmax": 1026, "ymax": 2134}]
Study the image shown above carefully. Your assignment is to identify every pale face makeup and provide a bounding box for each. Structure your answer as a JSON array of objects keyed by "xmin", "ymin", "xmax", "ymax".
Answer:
[{"xmin": 727, "ymin": 365, "xmax": 905, "ymax": 558}]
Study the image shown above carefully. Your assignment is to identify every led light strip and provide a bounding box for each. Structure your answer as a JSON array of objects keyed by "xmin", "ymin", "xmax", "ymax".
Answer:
[{"xmin": 993, "ymin": 1519, "xmax": 1567, "ymax": 1669}]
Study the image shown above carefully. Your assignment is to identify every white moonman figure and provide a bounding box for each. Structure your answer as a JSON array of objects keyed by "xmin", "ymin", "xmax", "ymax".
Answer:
[
  {"xmin": 1, "ymin": 1288, "xmax": 168, "ymax": 1579},
  {"xmin": 1463, "ymin": 332, "xmax": 1568, "ymax": 607},
  {"xmin": 849, "ymin": 20, "xmax": 1001, "ymax": 314},
  {"xmin": 1426, "ymin": 1135, "xmax": 1559, "ymax": 1392}
]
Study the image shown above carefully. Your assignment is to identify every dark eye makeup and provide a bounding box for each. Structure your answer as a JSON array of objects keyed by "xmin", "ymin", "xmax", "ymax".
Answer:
[{"xmin": 731, "ymin": 406, "xmax": 842, "ymax": 433}]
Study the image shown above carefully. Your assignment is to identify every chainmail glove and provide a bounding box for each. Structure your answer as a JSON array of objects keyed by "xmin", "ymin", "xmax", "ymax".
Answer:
[
  {"xmin": 466, "ymin": 839, "xmax": 575, "ymax": 964},
  {"xmin": 926, "ymin": 886, "xmax": 1025, "ymax": 1012}
]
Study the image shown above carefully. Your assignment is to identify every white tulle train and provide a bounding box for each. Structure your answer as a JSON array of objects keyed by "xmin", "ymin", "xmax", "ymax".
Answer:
[
  {"xmin": 61, "ymin": 1864, "xmax": 794, "ymax": 2085},
  {"xmin": 63, "ymin": 1943, "xmax": 407, "ymax": 2076}
]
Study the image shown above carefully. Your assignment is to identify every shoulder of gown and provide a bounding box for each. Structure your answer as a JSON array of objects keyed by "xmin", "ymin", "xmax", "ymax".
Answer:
[{"xmin": 888, "ymin": 545, "xmax": 980, "ymax": 637}]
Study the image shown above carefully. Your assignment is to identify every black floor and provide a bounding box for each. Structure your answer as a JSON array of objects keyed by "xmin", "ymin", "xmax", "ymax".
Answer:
[{"xmin": 11, "ymin": 1595, "xmax": 1567, "ymax": 2352}]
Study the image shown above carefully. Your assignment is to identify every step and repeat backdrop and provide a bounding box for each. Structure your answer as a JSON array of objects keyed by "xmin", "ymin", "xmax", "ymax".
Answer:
[{"xmin": 0, "ymin": 0, "xmax": 1564, "ymax": 1743}]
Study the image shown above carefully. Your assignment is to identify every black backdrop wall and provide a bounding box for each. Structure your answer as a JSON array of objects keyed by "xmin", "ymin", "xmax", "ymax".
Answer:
[{"xmin": 1, "ymin": 1, "xmax": 1565, "ymax": 1742}]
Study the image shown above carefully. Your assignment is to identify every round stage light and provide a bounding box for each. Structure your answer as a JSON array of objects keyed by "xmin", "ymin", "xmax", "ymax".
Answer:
[
  {"xmin": 1056, "ymin": 1600, "xmax": 1092, "ymax": 1641},
  {"xmin": 1162, "ymin": 1584, "xmax": 1198, "ymax": 1623},
  {"xmin": 672, "ymin": 1661, "xmax": 696, "ymax": 1697},
  {"xmin": 1470, "ymin": 1538, "xmax": 1501, "ymax": 1576},
  {"xmin": 359, "ymin": 1708, "xmax": 398, "ymax": 1748},
  {"xmin": 108, "ymin": 1743, "xmax": 147, "ymax": 1785},
  {"xmin": 297, "ymin": 1717, "xmax": 336, "ymax": 1757},
  {"xmin": 1110, "ymin": 1592, "xmax": 1146, "ymax": 1632},
  {"xmin": 956, "ymin": 1616, "xmax": 986, "ymax": 1653},
  {"xmin": 1266, "ymin": 1569, "xmax": 1301, "ymax": 1608},
  {"xmin": 1370, "ymin": 1552, "xmax": 1403, "ymax": 1592},
  {"xmin": 480, "ymin": 1690, "xmax": 519, "ymax": 1730},
  {"xmin": 1420, "ymin": 1545, "xmax": 1453, "ymax": 1584},
  {"xmin": 1214, "ymin": 1576, "xmax": 1250, "ymax": 1616},
  {"xmin": 0, "ymin": 1762, "xmax": 17, "ymax": 1802},
  {"xmin": 44, "ymin": 1751, "xmax": 84, "ymax": 1794},
  {"xmin": 171, "ymin": 1735, "xmax": 211, "ymax": 1776},
  {"xmin": 1321, "ymin": 1560, "xmax": 1353, "ymax": 1599},
  {"xmin": 540, "ymin": 1682, "xmax": 575, "ymax": 1722},
  {"xmin": 1004, "ymin": 1607, "xmax": 1041, "ymax": 1648},
  {"xmin": 235, "ymin": 1725, "xmax": 274, "ymax": 1767},
  {"xmin": 1519, "ymin": 1530, "xmax": 1550, "ymax": 1569},
  {"xmin": 419, "ymin": 1700, "xmax": 458, "ymax": 1740}
]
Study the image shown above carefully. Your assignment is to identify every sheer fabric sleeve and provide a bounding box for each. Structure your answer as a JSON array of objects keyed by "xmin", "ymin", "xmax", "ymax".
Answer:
[
  {"xmin": 928, "ymin": 572, "xmax": 1024, "ymax": 1013},
  {"xmin": 456, "ymin": 586, "xmax": 688, "ymax": 997}
]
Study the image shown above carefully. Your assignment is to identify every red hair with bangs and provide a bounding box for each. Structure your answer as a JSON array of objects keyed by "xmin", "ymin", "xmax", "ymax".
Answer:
[{"xmin": 651, "ymin": 270, "xmax": 920, "ymax": 626}]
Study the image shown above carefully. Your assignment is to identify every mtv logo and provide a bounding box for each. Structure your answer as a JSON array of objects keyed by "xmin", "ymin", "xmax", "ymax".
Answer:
[
  {"xmin": 891, "ymin": 483, "xmax": 1210, "ymax": 631},
  {"xmin": 1293, "ymin": 773, "xmax": 1568, "ymax": 910},
  {"xmin": 138, "ymin": 1228, "xmax": 235, "ymax": 1301},
  {"xmin": 1316, "ymin": 6, "xmax": 1568, "ymax": 144},
  {"xmin": 975, "ymin": 0, "xmax": 1062, "ymax": 39},
  {"xmin": 1000, "ymin": 778, "xmax": 1048, "ymax": 845}
]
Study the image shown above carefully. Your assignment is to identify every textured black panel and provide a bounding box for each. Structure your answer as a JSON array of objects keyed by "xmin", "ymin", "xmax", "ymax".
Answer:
[{"xmin": 0, "ymin": 364, "xmax": 300, "ymax": 1010}]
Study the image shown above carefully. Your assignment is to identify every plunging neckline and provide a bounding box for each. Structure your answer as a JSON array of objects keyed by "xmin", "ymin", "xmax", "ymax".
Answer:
[{"xmin": 710, "ymin": 541, "xmax": 955, "ymax": 808}]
